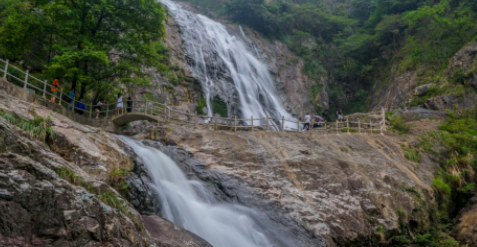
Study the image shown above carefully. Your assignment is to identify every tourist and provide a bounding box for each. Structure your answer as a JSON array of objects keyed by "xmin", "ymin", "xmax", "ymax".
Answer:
[
  {"xmin": 67, "ymin": 88, "xmax": 76, "ymax": 110},
  {"xmin": 75, "ymin": 98, "xmax": 86, "ymax": 115},
  {"xmin": 117, "ymin": 93, "xmax": 123, "ymax": 114},
  {"xmin": 95, "ymin": 99, "xmax": 105, "ymax": 118},
  {"xmin": 303, "ymin": 113, "xmax": 311, "ymax": 131},
  {"xmin": 126, "ymin": 96, "xmax": 133, "ymax": 113},
  {"xmin": 337, "ymin": 108, "xmax": 344, "ymax": 122},
  {"xmin": 50, "ymin": 79, "xmax": 61, "ymax": 103}
]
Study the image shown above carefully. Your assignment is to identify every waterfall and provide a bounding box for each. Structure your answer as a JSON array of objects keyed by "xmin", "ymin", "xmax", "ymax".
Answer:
[
  {"xmin": 118, "ymin": 136, "xmax": 303, "ymax": 247},
  {"xmin": 161, "ymin": 0, "xmax": 294, "ymax": 125}
]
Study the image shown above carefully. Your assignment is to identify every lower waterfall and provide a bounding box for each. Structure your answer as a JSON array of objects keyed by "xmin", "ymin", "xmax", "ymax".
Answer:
[{"xmin": 118, "ymin": 136, "xmax": 301, "ymax": 247}]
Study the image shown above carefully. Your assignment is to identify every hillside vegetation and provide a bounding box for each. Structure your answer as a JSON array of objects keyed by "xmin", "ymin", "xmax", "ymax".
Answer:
[
  {"xmin": 188, "ymin": 0, "xmax": 477, "ymax": 114},
  {"xmin": 0, "ymin": 0, "xmax": 169, "ymax": 103}
]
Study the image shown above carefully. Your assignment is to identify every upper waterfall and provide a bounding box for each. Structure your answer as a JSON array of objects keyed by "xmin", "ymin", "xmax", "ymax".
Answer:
[{"xmin": 160, "ymin": 0, "xmax": 294, "ymax": 124}]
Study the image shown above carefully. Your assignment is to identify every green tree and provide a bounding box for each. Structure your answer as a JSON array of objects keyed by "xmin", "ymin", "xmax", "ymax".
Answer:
[{"xmin": 0, "ymin": 0, "xmax": 167, "ymax": 101}]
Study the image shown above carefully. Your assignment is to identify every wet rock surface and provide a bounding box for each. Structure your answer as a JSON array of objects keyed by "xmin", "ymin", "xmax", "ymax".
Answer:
[
  {"xmin": 0, "ymin": 93, "xmax": 214, "ymax": 247},
  {"xmin": 139, "ymin": 126, "xmax": 437, "ymax": 245}
]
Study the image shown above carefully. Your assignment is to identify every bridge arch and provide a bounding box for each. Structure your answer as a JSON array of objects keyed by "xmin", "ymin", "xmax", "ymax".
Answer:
[{"xmin": 112, "ymin": 112, "xmax": 161, "ymax": 127}]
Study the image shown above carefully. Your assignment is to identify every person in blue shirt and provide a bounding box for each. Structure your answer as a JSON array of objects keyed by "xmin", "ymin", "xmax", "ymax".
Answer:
[
  {"xmin": 68, "ymin": 88, "xmax": 76, "ymax": 110},
  {"xmin": 75, "ymin": 98, "xmax": 86, "ymax": 115}
]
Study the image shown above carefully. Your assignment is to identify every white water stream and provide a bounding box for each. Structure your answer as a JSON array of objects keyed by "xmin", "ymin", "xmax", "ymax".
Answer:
[
  {"xmin": 119, "ymin": 136, "xmax": 300, "ymax": 247},
  {"xmin": 160, "ymin": 0, "xmax": 295, "ymax": 126}
]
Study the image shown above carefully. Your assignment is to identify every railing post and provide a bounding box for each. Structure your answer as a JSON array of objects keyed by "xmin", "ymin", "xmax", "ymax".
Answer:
[
  {"xmin": 234, "ymin": 115, "xmax": 237, "ymax": 133},
  {"xmin": 358, "ymin": 120, "xmax": 361, "ymax": 134},
  {"xmin": 336, "ymin": 120, "xmax": 338, "ymax": 134},
  {"xmin": 3, "ymin": 59, "xmax": 8, "ymax": 78},
  {"xmin": 297, "ymin": 120, "xmax": 299, "ymax": 133},
  {"xmin": 251, "ymin": 116, "xmax": 254, "ymax": 133},
  {"xmin": 370, "ymin": 120, "xmax": 373, "ymax": 134},
  {"xmin": 42, "ymin": 80, "xmax": 47, "ymax": 98},
  {"xmin": 347, "ymin": 118, "xmax": 350, "ymax": 134},
  {"xmin": 281, "ymin": 116, "xmax": 284, "ymax": 132},
  {"xmin": 72, "ymin": 97, "xmax": 76, "ymax": 121},
  {"xmin": 266, "ymin": 115, "xmax": 269, "ymax": 131},
  {"xmin": 214, "ymin": 116, "xmax": 217, "ymax": 131},
  {"xmin": 89, "ymin": 104, "xmax": 93, "ymax": 119},
  {"xmin": 106, "ymin": 102, "xmax": 109, "ymax": 117},
  {"xmin": 23, "ymin": 70, "xmax": 29, "ymax": 89},
  {"xmin": 144, "ymin": 98, "xmax": 148, "ymax": 113},
  {"xmin": 58, "ymin": 89, "xmax": 63, "ymax": 105}
]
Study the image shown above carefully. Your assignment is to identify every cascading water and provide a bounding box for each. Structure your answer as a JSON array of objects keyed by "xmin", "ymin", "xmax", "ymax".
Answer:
[
  {"xmin": 118, "ymin": 136, "xmax": 304, "ymax": 247},
  {"xmin": 161, "ymin": 0, "xmax": 295, "ymax": 126}
]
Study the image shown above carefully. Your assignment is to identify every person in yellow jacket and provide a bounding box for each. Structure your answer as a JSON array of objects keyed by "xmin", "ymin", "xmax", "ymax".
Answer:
[{"xmin": 50, "ymin": 79, "xmax": 61, "ymax": 103}]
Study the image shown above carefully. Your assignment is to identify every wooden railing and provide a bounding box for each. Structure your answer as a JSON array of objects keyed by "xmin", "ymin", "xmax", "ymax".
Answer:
[{"xmin": 0, "ymin": 58, "xmax": 387, "ymax": 134}]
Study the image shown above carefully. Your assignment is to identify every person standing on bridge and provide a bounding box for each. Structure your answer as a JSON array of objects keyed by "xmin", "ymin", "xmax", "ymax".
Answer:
[
  {"xmin": 75, "ymin": 98, "xmax": 86, "ymax": 115},
  {"xmin": 50, "ymin": 79, "xmax": 61, "ymax": 103},
  {"xmin": 126, "ymin": 96, "xmax": 133, "ymax": 113},
  {"xmin": 337, "ymin": 108, "xmax": 344, "ymax": 122},
  {"xmin": 303, "ymin": 113, "xmax": 311, "ymax": 131},
  {"xmin": 117, "ymin": 93, "xmax": 124, "ymax": 115},
  {"xmin": 95, "ymin": 99, "xmax": 105, "ymax": 118}
]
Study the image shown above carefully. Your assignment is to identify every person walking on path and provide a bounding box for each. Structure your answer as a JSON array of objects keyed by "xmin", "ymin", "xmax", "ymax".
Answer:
[
  {"xmin": 95, "ymin": 99, "xmax": 105, "ymax": 118},
  {"xmin": 337, "ymin": 108, "xmax": 344, "ymax": 122},
  {"xmin": 50, "ymin": 79, "xmax": 61, "ymax": 103},
  {"xmin": 117, "ymin": 93, "xmax": 124, "ymax": 115},
  {"xmin": 126, "ymin": 96, "xmax": 133, "ymax": 113},
  {"xmin": 75, "ymin": 98, "xmax": 86, "ymax": 115},
  {"xmin": 67, "ymin": 88, "xmax": 76, "ymax": 110},
  {"xmin": 304, "ymin": 113, "xmax": 311, "ymax": 131}
]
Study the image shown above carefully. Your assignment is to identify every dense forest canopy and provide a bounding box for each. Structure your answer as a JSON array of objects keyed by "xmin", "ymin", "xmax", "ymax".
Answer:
[
  {"xmin": 188, "ymin": 0, "xmax": 477, "ymax": 114},
  {"xmin": 0, "ymin": 0, "xmax": 168, "ymax": 102}
]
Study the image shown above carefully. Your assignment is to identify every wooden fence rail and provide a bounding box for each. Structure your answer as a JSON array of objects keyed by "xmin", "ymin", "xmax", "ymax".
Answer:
[{"xmin": 0, "ymin": 58, "xmax": 387, "ymax": 134}]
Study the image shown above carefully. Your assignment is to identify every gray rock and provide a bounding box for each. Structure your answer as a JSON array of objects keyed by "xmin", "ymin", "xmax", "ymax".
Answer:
[
  {"xmin": 395, "ymin": 107, "xmax": 447, "ymax": 120},
  {"xmin": 415, "ymin": 83, "xmax": 435, "ymax": 96}
]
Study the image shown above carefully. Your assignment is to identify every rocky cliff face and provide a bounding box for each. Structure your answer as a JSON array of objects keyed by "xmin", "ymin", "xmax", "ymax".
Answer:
[
  {"xmin": 0, "ymin": 92, "xmax": 210, "ymax": 246},
  {"xmin": 143, "ymin": 2, "xmax": 319, "ymax": 119},
  {"xmin": 138, "ymin": 126, "xmax": 437, "ymax": 246},
  {"xmin": 370, "ymin": 41, "xmax": 477, "ymax": 112}
]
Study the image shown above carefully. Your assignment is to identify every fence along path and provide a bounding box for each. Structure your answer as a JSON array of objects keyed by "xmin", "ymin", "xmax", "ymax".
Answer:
[{"xmin": 0, "ymin": 58, "xmax": 387, "ymax": 134}]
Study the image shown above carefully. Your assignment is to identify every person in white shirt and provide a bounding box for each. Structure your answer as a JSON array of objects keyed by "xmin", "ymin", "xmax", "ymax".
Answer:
[
  {"xmin": 304, "ymin": 113, "xmax": 311, "ymax": 131},
  {"xmin": 117, "ymin": 93, "xmax": 124, "ymax": 114}
]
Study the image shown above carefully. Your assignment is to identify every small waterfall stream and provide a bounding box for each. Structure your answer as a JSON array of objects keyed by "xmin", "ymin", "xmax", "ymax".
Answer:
[
  {"xmin": 119, "ymin": 136, "xmax": 301, "ymax": 247},
  {"xmin": 160, "ymin": 0, "xmax": 295, "ymax": 126}
]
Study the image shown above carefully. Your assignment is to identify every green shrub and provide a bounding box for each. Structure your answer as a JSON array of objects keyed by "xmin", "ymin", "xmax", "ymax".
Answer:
[
  {"xmin": 195, "ymin": 98, "xmax": 207, "ymax": 115},
  {"xmin": 389, "ymin": 115, "xmax": 412, "ymax": 134},
  {"xmin": 433, "ymin": 178, "xmax": 451, "ymax": 204},
  {"xmin": 212, "ymin": 97, "xmax": 227, "ymax": 117}
]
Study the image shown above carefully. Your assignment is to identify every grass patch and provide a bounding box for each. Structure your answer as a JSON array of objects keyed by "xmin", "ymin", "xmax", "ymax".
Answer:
[
  {"xmin": 399, "ymin": 186, "xmax": 422, "ymax": 198},
  {"xmin": 403, "ymin": 147, "xmax": 421, "ymax": 163},
  {"xmin": 109, "ymin": 168, "xmax": 131, "ymax": 197},
  {"xmin": 98, "ymin": 191, "xmax": 134, "ymax": 218},
  {"xmin": 0, "ymin": 111, "xmax": 57, "ymax": 143}
]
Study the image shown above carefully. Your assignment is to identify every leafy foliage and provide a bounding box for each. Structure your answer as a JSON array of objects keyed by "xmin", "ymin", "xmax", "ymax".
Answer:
[
  {"xmin": 0, "ymin": 0, "xmax": 168, "ymax": 102},
  {"xmin": 109, "ymin": 168, "xmax": 131, "ymax": 197},
  {"xmin": 188, "ymin": 0, "xmax": 477, "ymax": 113}
]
